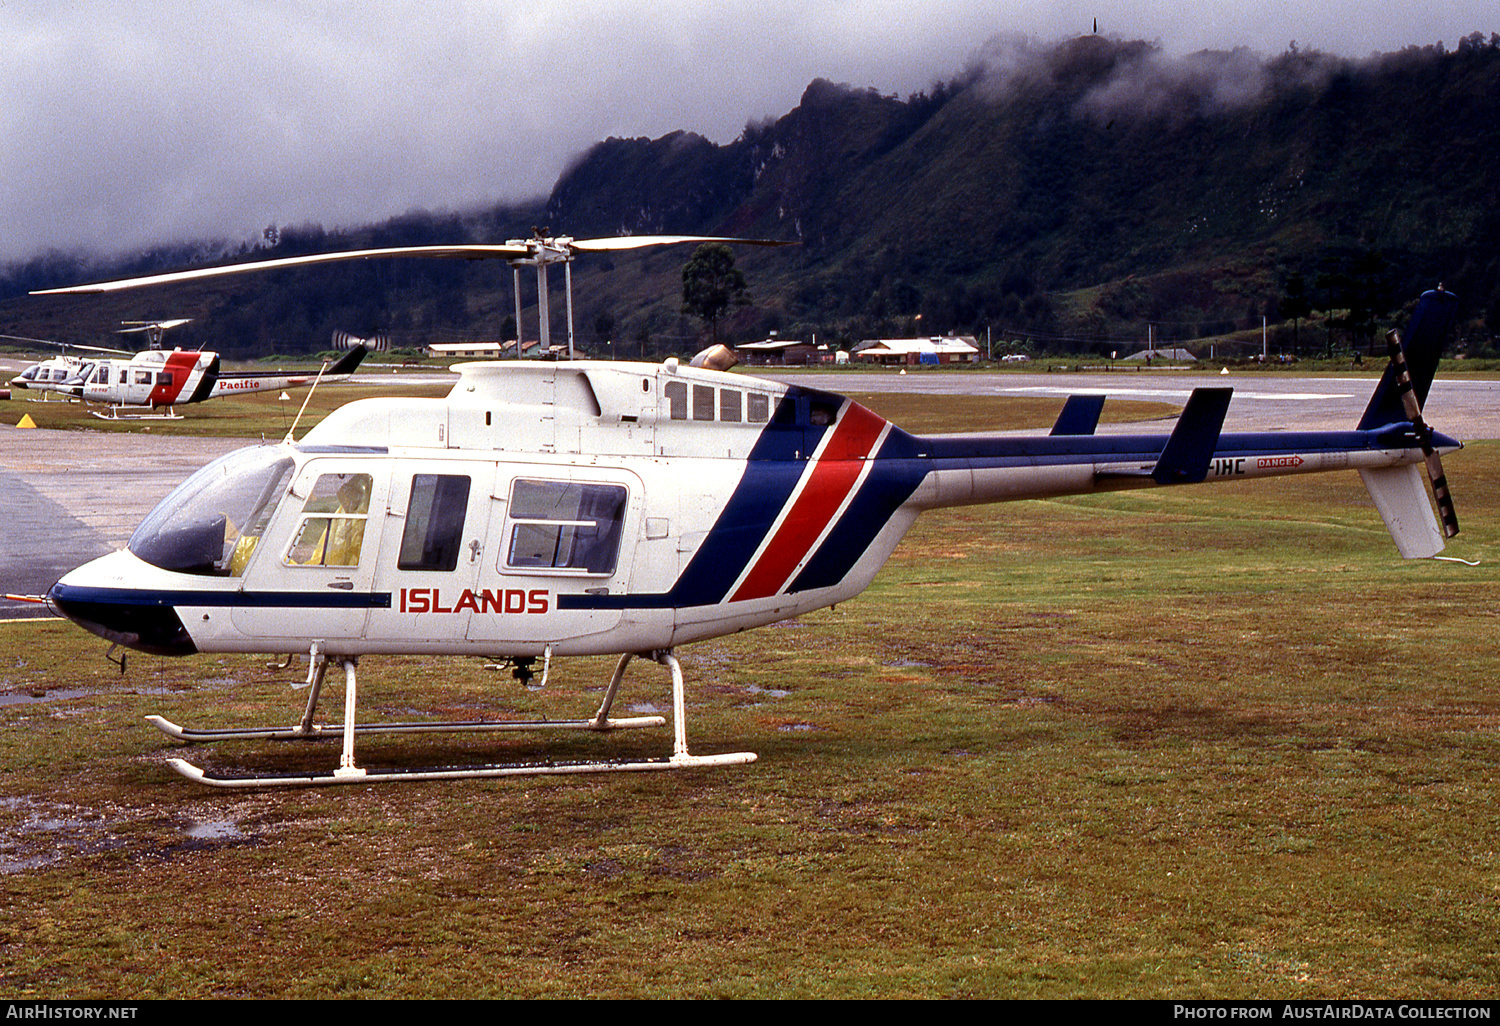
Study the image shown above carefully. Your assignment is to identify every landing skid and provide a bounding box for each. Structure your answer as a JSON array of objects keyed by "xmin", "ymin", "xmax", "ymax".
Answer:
[
  {"xmin": 168, "ymin": 751, "xmax": 756, "ymax": 789},
  {"xmin": 91, "ymin": 406, "xmax": 183, "ymax": 420},
  {"xmin": 155, "ymin": 649, "xmax": 756, "ymax": 788}
]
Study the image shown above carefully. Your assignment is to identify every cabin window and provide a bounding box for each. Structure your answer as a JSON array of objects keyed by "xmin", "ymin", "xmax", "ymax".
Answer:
[
  {"xmin": 285, "ymin": 473, "xmax": 373, "ymax": 568},
  {"xmin": 128, "ymin": 447, "xmax": 294, "ymax": 576},
  {"xmin": 720, "ymin": 389, "xmax": 742, "ymax": 423},
  {"xmin": 664, "ymin": 380, "xmax": 687, "ymax": 420},
  {"xmin": 397, "ymin": 474, "xmax": 471, "ymax": 571},
  {"xmin": 747, "ymin": 393, "xmax": 770, "ymax": 422},
  {"xmin": 135, "ymin": 371, "xmax": 153, "ymax": 386},
  {"xmin": 505, "ymin": 479, "xmax": 627, "ymax": 575},
  {"xmin": 692, "ymin": 384, "xmax": 715, "ymax": 421}
]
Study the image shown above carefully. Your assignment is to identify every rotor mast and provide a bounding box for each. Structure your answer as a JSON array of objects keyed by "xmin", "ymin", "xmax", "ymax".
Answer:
[{"xmin": 506, "ymin": 232, "xmax": 578, "ymax": 360}]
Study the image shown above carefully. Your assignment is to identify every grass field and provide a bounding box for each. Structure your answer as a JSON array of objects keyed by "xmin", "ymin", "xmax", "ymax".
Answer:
[{"xmin": 0, "ymin": 389, "xmax": 1496, "ymax": 999}]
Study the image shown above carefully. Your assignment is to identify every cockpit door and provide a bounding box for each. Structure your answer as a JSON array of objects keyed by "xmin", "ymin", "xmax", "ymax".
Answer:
[{"xmin": 230, "ymin": 459, "xmax": 388, "ymax": 644}]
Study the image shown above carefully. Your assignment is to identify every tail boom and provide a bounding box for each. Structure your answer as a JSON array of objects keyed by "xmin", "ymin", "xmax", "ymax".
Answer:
[{"xmin": 903, "ymin": 424, "xmax": 1454, "ymax": 512}]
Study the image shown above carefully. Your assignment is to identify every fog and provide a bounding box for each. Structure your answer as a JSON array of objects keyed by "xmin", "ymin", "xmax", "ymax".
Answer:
[{"xmin": 0, "ymin": 0, "xmax": 1490, "ymax": 262}]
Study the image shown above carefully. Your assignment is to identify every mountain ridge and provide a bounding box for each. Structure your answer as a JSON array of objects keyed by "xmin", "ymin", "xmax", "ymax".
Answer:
[{"xmin": 5, "ymin": 34, "xmax": 1498, "ymax": 356}]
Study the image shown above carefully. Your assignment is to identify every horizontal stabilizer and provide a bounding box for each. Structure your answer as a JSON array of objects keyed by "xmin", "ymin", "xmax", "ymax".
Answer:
[
  {"xmin": 1358, "ymin": 464, "xmax": 1445, "ymax": 559},
  {"xmin": 1151, "ymin": 387, "xmax": 1233, "ymax": 485},
  {"xmin": 1050, "ymin": 394, "xmax": 1106, "ymax": 436}
]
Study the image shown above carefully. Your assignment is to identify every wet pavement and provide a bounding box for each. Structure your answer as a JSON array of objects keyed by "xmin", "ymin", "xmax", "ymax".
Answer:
[{"xmin": 0, "ymin": 429, "xmax": 245, "ymax": 617}]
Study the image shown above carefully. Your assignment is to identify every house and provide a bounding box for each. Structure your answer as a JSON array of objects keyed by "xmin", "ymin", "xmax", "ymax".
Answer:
[
  {"xmin": 426, "ymin": 340, "xmax": 541, "ymax": 359},
  {"xmin": 852, "ymin": 336, "xmax": 980, "ymax": 366},
  {"xmin": 1122, "ymin": 347, "xmax": 1197, "ymax": 362},
  {"xmin": 735, "ymin": 338, "xmax": 848, "ymax": 366}
]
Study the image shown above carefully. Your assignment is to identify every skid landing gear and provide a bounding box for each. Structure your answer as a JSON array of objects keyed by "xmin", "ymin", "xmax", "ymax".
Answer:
[
  {"xmin": 90, "ymin": 405, "xmax": 184, "ymax": 420},
  {"xmin": 150, "ymin": 649, "xmax": 756, "ymax": 788}
]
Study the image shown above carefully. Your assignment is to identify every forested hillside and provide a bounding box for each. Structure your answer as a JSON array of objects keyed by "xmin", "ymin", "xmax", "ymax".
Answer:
[{"xmin": 4, "ymin": 34, "xmax": 1498, "ymax": 358}]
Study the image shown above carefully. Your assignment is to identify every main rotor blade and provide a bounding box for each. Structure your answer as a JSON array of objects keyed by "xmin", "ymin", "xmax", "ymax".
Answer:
[
  {"xmin": 32, "ymin": 244, "xmax": 533, "ymax": 295},
  {"xmin": 32, "ymin": 238, "xmax": 791, "ymax": 295},
  {"xmin": 569, "ymin": 235, "xmax": 795, "ymax": 252},
  {"xmin": 118, "ymin": 318, "xmax": 193, "ymax": 333},
  {"xmin": 0, "ymin": 333, "xmax": 132, "ymax": 355}
]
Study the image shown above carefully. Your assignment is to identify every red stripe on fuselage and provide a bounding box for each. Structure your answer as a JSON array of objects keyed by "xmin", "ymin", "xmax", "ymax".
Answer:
[
  {"xmin": 730, "ymin": 402, "xmax": 888, "ymax": 602},
  {"xmin": 149, "ymin": 352, "xmax": 204, "ymax": 406}
]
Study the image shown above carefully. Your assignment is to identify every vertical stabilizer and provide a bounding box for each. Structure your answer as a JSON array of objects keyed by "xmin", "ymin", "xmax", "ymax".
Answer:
[
  {"xmin": 1150, "ymin": 388, "xmax": 1232, "ymax": 484},
  {"xmin": 1358, "ymin": 289, "xmax": 1458, "ymax": 430},
  {"xmin": 1050, "ymin": 394, "xmax": 1106, "ymax": 436}
]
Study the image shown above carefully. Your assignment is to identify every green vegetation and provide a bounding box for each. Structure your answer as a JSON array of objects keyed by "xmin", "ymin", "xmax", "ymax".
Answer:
[
  {"xmin": 680, "ymin": 242, "xmax": 748, "ymax": 343},
  {"xmin": 1, "ymin": 394, "xmax": 1495, "ymax": 998}
]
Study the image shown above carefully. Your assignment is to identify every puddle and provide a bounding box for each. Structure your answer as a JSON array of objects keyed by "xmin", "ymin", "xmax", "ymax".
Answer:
[
  {"xmin": 0, "ymin": 853, "xmax": 56, "ymax": 872},
  {"xmin": 0, "ymin": 797, "xmax": 107, "ymax": 874},
  {"xmin": 745, "ymin": 684, "xmax": 790, "ymax": 699},
  {"xmin": 0, "ymin": 688, "xmax": 90, "ymax": 706},
  {"xmin": 0, "ymin": 795, "xmax": 257, "ymax": 875},
  {"xmin": 185, "ymin": 819, "xmax": 245, "ymax": 841}
]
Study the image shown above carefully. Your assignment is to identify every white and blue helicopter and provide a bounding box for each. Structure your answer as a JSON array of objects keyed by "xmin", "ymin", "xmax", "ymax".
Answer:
[{"xmin": 29, "ymin": 236, "xmax": 1463, "ymax": 787}]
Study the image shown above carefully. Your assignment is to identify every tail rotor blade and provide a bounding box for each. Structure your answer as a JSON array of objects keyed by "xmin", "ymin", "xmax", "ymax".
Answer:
[{"xmin": 1386, "ymin": 329, "xmax": 1458, "ymax": 538}]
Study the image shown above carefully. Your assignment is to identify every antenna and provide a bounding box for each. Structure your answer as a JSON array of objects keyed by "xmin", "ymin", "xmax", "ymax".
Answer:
[{"xmin": 283, "ymin": 357, "xmax": 334, "ymax": 444}]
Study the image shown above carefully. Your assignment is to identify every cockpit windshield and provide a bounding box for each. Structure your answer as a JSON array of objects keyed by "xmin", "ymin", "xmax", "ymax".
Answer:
[{"xmin": 129, "ymin": 446, "xmax": 295, "ymax": 576}]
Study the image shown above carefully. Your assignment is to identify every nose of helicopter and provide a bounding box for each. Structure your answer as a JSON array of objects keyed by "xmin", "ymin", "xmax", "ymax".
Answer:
[{"xmin": 47, "ymin": 557, "xmax": 197, "ymax": 657}]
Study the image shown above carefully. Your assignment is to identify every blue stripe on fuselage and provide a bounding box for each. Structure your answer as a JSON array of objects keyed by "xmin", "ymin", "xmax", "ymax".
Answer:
[{"xmin": 47, "ymin": 582, "xmax": 392, "ymax": 609}]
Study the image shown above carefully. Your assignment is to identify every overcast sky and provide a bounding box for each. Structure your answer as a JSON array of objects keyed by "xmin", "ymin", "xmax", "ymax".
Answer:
[{"xmin": 0, "ymin": 0, "xmax": 1491, "ymax": 264}]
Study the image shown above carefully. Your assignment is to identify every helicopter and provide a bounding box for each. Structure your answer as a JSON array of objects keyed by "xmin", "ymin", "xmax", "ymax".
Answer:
[
  {"xmin": 8, "ymin": 320, "xmax": 195, "ymax": 402},
  {"xmin": 67, "ymin": 341, "xmax": 368, "ymax": 419},
  {"xmin": 8, "ymin": 319, "xmax": 368, "ymax": 418},
  {"xmin": 28, "ymin": 237, "xmax": 1464, "ymax": 787},
  {"xmin": 4, "ymin": 332, "xmax": 134, "ymax": 400}
]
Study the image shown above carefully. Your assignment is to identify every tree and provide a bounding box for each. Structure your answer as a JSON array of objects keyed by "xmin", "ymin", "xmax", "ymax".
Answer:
[
  {"xmin": 1278, "ymin": 273, "xmax": 1312, "ymax": 355},
  {"xmin": 681, "ymin": 243, "xmax": 748, "ymax": 343}
]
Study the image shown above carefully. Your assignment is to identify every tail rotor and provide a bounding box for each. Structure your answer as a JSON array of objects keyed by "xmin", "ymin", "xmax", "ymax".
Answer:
[{"xmin": 1385, "ymin": 327, "xmax": 1459, "ymax": 538}]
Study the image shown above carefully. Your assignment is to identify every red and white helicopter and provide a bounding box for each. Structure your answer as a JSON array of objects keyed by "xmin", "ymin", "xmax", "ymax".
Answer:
[
  {"xmin": 8, "ymin": 318, "xmax": 367, "ymax": 419},
  {"xmin": 29, "ymin": 237, "xmax": 1464, "ymax": 787}
]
